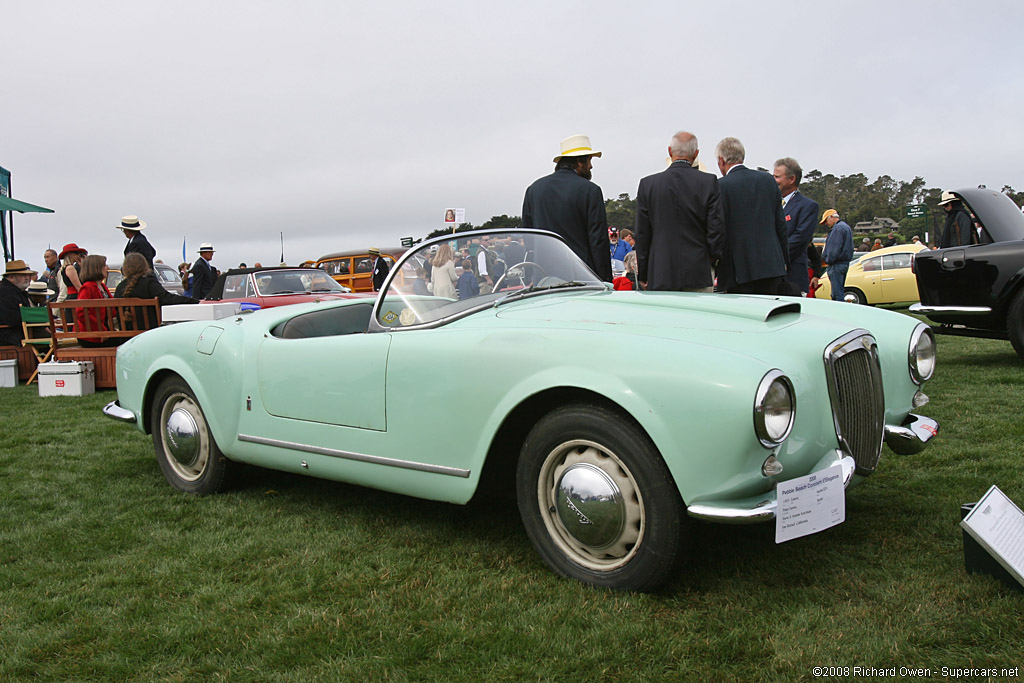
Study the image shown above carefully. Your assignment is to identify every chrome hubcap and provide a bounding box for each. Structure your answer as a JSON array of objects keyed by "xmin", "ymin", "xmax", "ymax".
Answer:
[
  {"xmin": 538, "ymin": 440, "xmax": 644, "ymax": 571},
  {"xmin": 555, "ymin": 463, "xmax": 625, "ymax": 549},
  {"xmin": 159, "ymin": 393, "xmax": 209, "ymax": 482}
]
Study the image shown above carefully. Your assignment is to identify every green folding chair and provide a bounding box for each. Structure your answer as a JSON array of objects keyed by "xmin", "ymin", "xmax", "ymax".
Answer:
[{"xmin": 20, "ymin": 305, "xmax": 54, "ymax": 384}]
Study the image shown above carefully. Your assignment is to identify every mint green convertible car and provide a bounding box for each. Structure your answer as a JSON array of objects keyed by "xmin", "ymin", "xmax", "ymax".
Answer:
[{"xmin": 104, "ymin": 229, "xmax": 939, "ymax": 591}]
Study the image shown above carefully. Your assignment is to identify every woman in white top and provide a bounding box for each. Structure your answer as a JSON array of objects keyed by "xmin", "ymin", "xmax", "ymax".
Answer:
[{"xmin": 430, "ymin": 243, "xmax": 458, "ymax": 299}]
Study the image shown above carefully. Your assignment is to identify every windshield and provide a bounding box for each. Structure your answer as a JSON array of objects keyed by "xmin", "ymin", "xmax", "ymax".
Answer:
[
  {"xmin": 375, "ymin": 230, "xmax": 605, "ymax": 328},
  {"xmin": 254, "ymin": 269, "xmax": 350, "ymax": 296}
]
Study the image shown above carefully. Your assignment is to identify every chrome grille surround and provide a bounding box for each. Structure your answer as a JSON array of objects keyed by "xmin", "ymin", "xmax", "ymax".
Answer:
[{"xmin": 823, "ymin": 330, "xmax": 886, "ymax": 475}]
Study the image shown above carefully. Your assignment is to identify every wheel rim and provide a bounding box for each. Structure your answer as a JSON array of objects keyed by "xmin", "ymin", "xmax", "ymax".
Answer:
[
  {"xmin": 537, "ymin": 439, "xmax": 644, "ymax": 571},
  {"xmin": 159, "ymin": 392, "xmax": 210, "ymax": 482}
]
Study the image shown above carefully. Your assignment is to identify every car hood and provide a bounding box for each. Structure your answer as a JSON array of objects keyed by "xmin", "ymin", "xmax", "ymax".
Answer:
[
  {"xmin": 955, "ymin": 186, "xmax": 1024, "ymax": 242},
  {"xmin": 494, "ymin": 290, "xmax": 808, "ymax": 338}
]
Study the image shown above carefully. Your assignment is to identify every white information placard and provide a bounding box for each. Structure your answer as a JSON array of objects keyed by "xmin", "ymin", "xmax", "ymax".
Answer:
[
  {"xmin": 775, "ymin": 465, "xmax": 845, "ymax": 543},
  {"xmin": 960, "ymin": 485, "xmax": 1024, "ymax": 588}
]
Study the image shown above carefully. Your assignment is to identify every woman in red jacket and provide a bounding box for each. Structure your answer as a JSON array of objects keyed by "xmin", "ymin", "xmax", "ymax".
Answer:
[{"xmin": 75, "ymin": 254, "xmax": 121, "ymax": 347}]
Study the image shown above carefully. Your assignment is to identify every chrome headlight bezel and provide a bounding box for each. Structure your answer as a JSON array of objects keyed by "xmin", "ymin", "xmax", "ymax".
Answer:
[
  {"xmin": 754, "ymin": 370, "xmax": 795, "ymax": 448},
  {"xmin": 908, "ymin": 323, "xmax": 936, "ymax": 385}
]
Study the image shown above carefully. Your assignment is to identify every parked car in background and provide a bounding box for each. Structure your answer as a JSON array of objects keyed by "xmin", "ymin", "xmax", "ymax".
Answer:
[
  {"xmin": 107, "ymin": 262, "xmax": 185, "ymax": 295},
  {"xmin": 104, "ymin": 229, "xmax": 939, "ymax": 591},
  {"xmin": 911, "ymin": 186, "xmax": 1024, "ymax": 360},
  {"xmin": 201, "ymin": 266, "xmax": 361, "ymax": 310},
  {"xmin": 816, "ymin": 243, "xmax": 927, "ymax": 305},
  {"xmin": 314, "ymin": 247, "xmax": 408, "ymax": 292}
]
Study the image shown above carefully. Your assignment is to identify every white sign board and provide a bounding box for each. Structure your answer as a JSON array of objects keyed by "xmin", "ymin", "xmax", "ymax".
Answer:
[
  {"xmin": 443, "ymin": 208, "xmax": 465, "ymax": 224},
  {"xmin": 960, "ymin": 485, "xmax": 1024, "ymax": 588},
  {"xmin": 775, "ymin": 465, "xmax": 846, "ymax": 543}
]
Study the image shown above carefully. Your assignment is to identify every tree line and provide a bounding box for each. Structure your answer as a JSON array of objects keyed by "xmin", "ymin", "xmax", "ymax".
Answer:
[{"xmin": 425, "ymin": 172, "xmax": 1024, "ymax": 243}]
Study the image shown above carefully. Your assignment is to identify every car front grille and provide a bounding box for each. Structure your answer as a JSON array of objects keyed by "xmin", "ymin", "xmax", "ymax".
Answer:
[{"xmin": 824, "ymin": 330, "xmax": 886, "ymax": 475}]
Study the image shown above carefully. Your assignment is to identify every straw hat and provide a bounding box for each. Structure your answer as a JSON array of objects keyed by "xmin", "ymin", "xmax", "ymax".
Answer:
[
  {"xmin": 938, "ymin": 191, "xmax": 958, "ymax": 206},
  {"xmin": 117, "ymin": 215, "xmax": 147, "ymax": 231},
  {"xmin": 3, "ymin": 259, "xmax": 38, "ymax": 277},
  {"xmin": 368, "ymin": 247, "xmax": 380, "ymax": 256},
  {"xmin": 553, "ymin": 134, "xmax": 602, "ymax": 162},
  {"xmin": 58, "ymin": 243, "xmax": 88, "ymax": 259},
  {"xmin": 197, "ymin": 243, "xmax": 215, "ymax": 253},
  {"xmin": 27, "ymin": 281, "xmax": 54, "ymax": 297}
]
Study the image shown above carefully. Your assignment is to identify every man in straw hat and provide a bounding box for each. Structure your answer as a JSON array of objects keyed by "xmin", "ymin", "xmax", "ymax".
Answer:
[
  {"xmin": 635, "ymin": 131, "xmax": 725, "ymax": 292},
  {"xmin": 938, "ymin": 191, "xmax": 977, "ymax": 248},
  {"xmin": 521, "ymin": 134, "xmax": 613, "ymax": 281},
  {"xmin": 368, "ymin": 247, "xmax": 390, "ymax": 292},
  {"xmin": 119, "ymin": 215, "xmax": 157, "ymax": 268},
  {"xmin": 190, "ymin": 243, "xmax": 217, "ymax": 300},
  {"xmin": 0, "ymin": 260, "xmax": 37, "ymax": 346}
]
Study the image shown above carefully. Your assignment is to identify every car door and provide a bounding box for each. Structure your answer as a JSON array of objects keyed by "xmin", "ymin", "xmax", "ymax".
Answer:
[
  {"xmin": 255, "ymin": 331, "xmax": 391, "ymax": 431},
  {"xmin": 879, "ymin": 252, "xmax": 917, "ymax": 303},
  {"xmin": 857, "ymin": 255, "xmax": 883, "ymax": 301}
]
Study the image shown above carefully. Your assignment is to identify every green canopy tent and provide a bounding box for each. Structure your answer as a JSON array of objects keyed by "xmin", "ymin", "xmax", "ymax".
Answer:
[{"xmin": 0, "ymin": 192, "xmax": 55, "ymax": 261}]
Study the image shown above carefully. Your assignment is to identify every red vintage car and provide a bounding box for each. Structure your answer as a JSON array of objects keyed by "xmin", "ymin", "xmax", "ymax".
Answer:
[{"xmin": 201, "ymin": 267, "xmax": 368, "ymax": 310}]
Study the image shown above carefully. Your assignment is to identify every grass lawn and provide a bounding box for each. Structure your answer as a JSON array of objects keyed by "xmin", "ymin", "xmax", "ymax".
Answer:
[{"xmin": 1, "ymin": 323, "xmax": 1022, "ymax": 681}]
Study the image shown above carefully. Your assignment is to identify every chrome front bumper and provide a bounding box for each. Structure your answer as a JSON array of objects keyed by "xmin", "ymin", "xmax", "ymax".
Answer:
[
  {"xmin": 883, "ymin": 413, "xmax": 939, "ymax": 455},
  {"xmin": 688, "ymin": 413, "xmax": 939, "ymax": 523},
  {"xmin": 909, "ymin": 303, "xmax": 991, "ymax": 315},
  {"xmin": 103, "ymin": 400, "xmax": 137, "ymax": 424}
]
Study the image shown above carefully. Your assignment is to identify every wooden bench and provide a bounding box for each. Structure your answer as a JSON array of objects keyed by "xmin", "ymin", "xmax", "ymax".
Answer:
[{"xmin": 47, "ymin": 298, "xmax": 162, "ymax": 388}]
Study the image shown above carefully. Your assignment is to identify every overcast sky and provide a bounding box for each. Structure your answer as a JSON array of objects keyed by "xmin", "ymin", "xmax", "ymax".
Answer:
[{"xmin": 4, "ymin": 0, "xmax": 1022, "ymax": 270}]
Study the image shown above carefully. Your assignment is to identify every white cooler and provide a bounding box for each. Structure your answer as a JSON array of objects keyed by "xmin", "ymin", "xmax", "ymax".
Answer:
[
  {"xmin": 0, "ymin": 358, "xmax": 17, "ymax": 388},
  {"xmin": 162, "ymin": 302, "xmax": 242, "ymax": 322},
  {"xmin": 38, "ymin": 361, "xmax": 96, "ymax": 397}
]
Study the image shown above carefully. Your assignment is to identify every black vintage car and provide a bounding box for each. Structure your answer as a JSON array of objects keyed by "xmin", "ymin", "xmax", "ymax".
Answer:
[{"xmin": 911, "ymin": 187, "xmax": 1024, "ymax": 360}]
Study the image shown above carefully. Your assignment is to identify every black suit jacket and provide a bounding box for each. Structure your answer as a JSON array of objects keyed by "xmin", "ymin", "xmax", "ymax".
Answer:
[
  {"xmin": 635, "ymin": 161, "xmax": 725, "ymax": 290},
  {"xmin": 522, "ymin": 168, "xmax": 612, "ymax": 281},
  {"xmin": 124, "ymin": 233, "xmax": 157, "ymax": 268},
  {"xmin": 718, "ymin": 165, "xmax": 788, "ymax": 289},
  {"xmin": 190, "ymin": 258, "xmax": 217, "ymax": 300}
]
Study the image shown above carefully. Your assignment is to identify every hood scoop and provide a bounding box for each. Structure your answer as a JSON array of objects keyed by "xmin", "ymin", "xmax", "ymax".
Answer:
[{"xmin": 764, "ymin": 301, "xmax": 801, "ymax": 321}]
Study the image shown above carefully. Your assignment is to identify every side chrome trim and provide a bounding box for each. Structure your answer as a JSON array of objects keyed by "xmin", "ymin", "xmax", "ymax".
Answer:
[
  {"xmin": 909, "ymin": 303, "xmax": 992, "ymax": 315},
  {"xmin": 103, "ymin": 401, "xmax": 137, "ymax": 424},
  {"xmin": 687, "ymin": 455, "xmax": 856, "ymax": 523},
  {"xmin": 884, "ymin": 413, "xmax": 939, "ymax": 455},
  {"xmin": 237, "ymin": 434, "xmax": 471, "ymax": 478}
]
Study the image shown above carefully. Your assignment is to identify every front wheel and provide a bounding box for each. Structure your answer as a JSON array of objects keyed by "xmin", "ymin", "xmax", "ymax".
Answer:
[
  {"xmin": 516, "ymin": 403, "xmax": 687, "ymax": 591},
  {"xmin": 150, "ymin": 376, "xmax": 231, "ymax": 495},
  {"xmin": 1008, "ymin": 289, "xmax": 1024, "ymax": 361}
]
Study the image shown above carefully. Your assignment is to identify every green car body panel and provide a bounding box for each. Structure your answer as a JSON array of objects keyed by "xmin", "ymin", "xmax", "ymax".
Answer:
[{"xmin": 112, "ymin": 277, "xmax": 930, "ymax": 509}]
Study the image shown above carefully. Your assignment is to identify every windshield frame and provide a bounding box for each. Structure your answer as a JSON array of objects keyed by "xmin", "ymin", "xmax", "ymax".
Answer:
[{"xmin": 367, "ymin": 228, "xmax": 607, "ymax": 333}]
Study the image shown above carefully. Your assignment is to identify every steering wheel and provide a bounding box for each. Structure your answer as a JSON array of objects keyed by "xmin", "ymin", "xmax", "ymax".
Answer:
[{"xmin": 494, "ymin": 261, "xmax": 547, "ymax": 292}]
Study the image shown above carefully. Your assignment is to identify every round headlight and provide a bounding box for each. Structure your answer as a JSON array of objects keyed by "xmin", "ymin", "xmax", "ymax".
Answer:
[
  {"xmin": 754, "ymin": 370, "xmax": 795, "ymax": 448},
  {"xmin": 909, "ymin": 324, "xmax": 936, "ymax": 384}
]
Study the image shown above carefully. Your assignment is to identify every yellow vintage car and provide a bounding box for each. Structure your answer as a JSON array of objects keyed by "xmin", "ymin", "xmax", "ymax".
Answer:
[{"xmin": 816, "ymin": 243, "xmax": 928, "ymax": 305}]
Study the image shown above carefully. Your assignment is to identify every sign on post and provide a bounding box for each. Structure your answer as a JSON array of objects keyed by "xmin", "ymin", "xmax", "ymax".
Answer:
[{"xmin": 906, "ymin": 204, "xmax": 926, "ymax": 218}]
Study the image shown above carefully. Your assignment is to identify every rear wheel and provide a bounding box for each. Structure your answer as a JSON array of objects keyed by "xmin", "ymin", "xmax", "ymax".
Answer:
[
  {"xmin": 516, "ymin": 403, "xmax": 687, "ymax": 591},
  {"xmin": 844, "ymin": 288, "xmax": 866, "ymax": 305},
  {"xmin": 1008, "ymin": 289, "xmax": 1024, "ymax": 361},
  {"xmin": 150, "ymin": 376, "xmax": 231, "ymax": 494}
]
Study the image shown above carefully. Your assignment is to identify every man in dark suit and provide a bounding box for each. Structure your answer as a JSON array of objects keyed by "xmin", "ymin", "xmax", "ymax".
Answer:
[
  {"xmin": 522, "ymin": 134, "xmax": 612, "ymax": 282},
  {"xmin": 369, "ymin": 247, "xmax": 390, "ymax": 291},
  {"xmin": 715, "ymin": 138, "xmax": 788, "ymax": 294},
  {"xmin": 773, "ymin": 157, "xmax": 819, "ymax": 295},
  {"xmin": 635, "ymin": 131, "xmax": 725, "ymax": 292},
  {"xmin": 118, "ymin": 215, "xmax": 156, "ymax": 269},
  {"xmin": 190, "ymin": 243, "xmax": 217, "ymax": 300}
]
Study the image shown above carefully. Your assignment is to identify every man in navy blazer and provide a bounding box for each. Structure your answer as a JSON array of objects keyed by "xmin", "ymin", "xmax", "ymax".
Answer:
[
  {"xmin": 773, "ymin": 157, "xmax": 819, "ymax": 295},
  {"xmin": 635, "ymin": 131, "xmax": 725, "ymax": 292},
  {"xmin": 715, "ymin": 138, "xmax": 788, "ymax": 294},
  {"xmin": 522, "ymin": 134, "xmax": 612, "ymax": 282}
]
